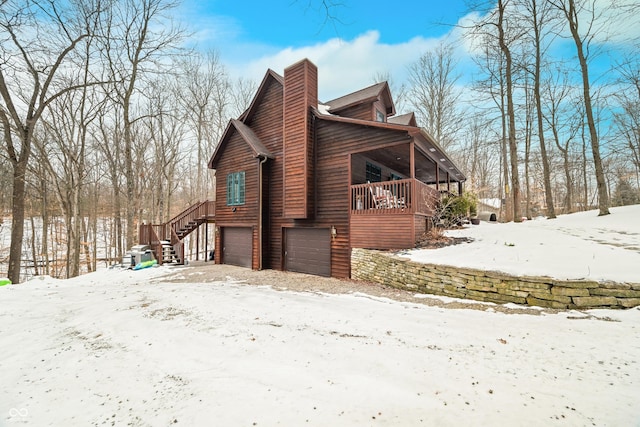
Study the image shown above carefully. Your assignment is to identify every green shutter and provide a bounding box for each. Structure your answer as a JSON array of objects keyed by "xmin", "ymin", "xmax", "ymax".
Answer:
[{"xmin": 239, "ymin": 171, "xmax": 245, "ymax": 204}]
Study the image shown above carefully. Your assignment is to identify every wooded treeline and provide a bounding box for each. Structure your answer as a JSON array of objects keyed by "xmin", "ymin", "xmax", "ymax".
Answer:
[
  {"xmin": 0, "ymin": 0, "xmax": 253, "ymax": 282},
  {"xmin": 1, "ymin": 0, "xmax": 639, "ymax": 282},
  {"xmin": 405, "ymin": 0, "xmax": 639, "ymax": 223}
]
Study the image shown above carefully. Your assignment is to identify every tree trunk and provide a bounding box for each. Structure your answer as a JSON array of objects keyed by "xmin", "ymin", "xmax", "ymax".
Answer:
[
  {"xmin": 30, "ymin": 216, "xmax": 38, "ymax": 276},
  {"xmin": 8, "ymin": 160, "xmax": 27, "ymax": 283},
  {"xmin": 524, "ymin": 102, "xmax": 532, "ymax": 220},
  {"xmin": 498, "ymin": 0, "xmax": 521, "ymax": 222},
  {"xmin": 531, "ymin": 0, "xmax": 556, "ymax": 218},
  {"xmin": 124, "ymin": 107, "xmax": 136, "ymax": 251},
  {"xmin": 564, "ymin": 0, "xmax": 609, "ymax": 215}
]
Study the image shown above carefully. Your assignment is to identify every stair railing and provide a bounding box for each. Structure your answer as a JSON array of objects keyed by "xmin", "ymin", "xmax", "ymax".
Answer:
[
  {"xmin": 169, "ymin": 201, "xmax": 208, "ymax": 238},
  {"xmin": 138, "ymin": 200, "xmax": 215, "ymax": 265},
  {"xmin": 169, "ymin": 227, "xmax": 184, "ymax": 264},
  {"xmin": 138, "ymin": 223, "xmax": 164, "ymax": 265}
]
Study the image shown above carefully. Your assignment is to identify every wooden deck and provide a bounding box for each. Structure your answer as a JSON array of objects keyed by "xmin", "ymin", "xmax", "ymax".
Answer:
[{"xmin": 350, "ymin": 179, "xmax": 439, "ymax": 217}]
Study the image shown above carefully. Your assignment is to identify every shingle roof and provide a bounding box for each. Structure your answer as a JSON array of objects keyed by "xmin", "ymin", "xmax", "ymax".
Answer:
[
  {"xmin": 230, "ymin": 119, "xmax": 273, "ymax": 159},
  {"xmin": 311, "ymin": 109, "xmax": 466, "ymax": 182},
  {"xmin": 325, "ymin": 82, "xmax": 394, "ymax": 115},
  {"xmin": 388, "ymin": 112, "xmax": 417, "ymax": 126},
  {"xmin": 207, "ymin": 119, "xmax": 273, "ymax": 169}
]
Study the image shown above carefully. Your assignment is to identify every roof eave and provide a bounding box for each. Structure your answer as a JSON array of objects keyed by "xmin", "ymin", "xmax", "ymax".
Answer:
[{"xmin": 312, "ymin": 110, "xmax": 465, "ymax": 182}]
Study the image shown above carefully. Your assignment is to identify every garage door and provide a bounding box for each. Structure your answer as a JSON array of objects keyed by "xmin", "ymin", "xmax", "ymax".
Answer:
[
  {"xmin": 284, "ymin": 228, "xmax": 331, "ymax": 277},
  {"xmin": 222, "ymin": 227, "xmax": 252, "ymax": 268}
]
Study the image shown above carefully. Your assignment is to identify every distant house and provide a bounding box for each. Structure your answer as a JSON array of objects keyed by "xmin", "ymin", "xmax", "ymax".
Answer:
[
  {"xmin": 478, "ymin": 198, "xmax": 501, "ymax": 222},
  {"xmin": 208, "ymin": 59, "xmax": 465, "ymax": 278}
]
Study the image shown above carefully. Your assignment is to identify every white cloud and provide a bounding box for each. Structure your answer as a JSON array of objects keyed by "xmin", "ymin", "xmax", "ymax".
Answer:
[
  {"xmin": 186, "ymin": 2, "xmax": 636, "ymax": 106},
  {"xmin": 225, "ymin": 31, "xmax": 447, "ymax": 101},
  {"xmin": 592, "ymin": 0, "xmax": 640, "ymax": 44}
]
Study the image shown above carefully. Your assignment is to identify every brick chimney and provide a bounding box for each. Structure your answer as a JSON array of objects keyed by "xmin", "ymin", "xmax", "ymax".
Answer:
[{"xmin": 283, "ymin": 59, "xmax": 318, "ymax": 219}]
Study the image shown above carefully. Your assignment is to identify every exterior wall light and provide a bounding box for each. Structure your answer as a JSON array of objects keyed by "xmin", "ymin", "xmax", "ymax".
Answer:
[{"xmin": 331, "ymin": 226, "xmax": 337, "ymax": 239}]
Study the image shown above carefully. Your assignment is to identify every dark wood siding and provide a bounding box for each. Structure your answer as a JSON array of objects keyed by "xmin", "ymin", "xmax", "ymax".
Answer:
[
  {"xmin": 214, "ymin": 135, "xmax": 258, "ymax": 225},
  {"xmin": 283, "ymin": 60, "xmax": 317, "ymax": 219},
  {"xmin": 373, "ymin": 99, "xmax": 389, "ymax": 120},
  {"xmin": 350, "ymin": 214, "xmax": 415, "ymax": 249},
  {"xmin": 244, "ymin": 75, "xmax": 285, "ymax": 271},
  {"xmin": 284, "ymin": 228, "xmax": 331, "ymax": 276},
  {"xmin": 213, "ymin": 124, "xmax": 260, "ymax": 267},
  {"xmin": 333, "ymin": 102, "xmax": 374, "ymax": 121},
  {"xmin": 414, "ymin": 215, "xmax": 429, "ymax": 243},
  {"xmin": 212, "ymin": 63, "xmax": 422, "ymax": 278},
  {"xmin": 221, "ymin": 227, "xmax": 252, "ymax": 267},
  {"xmin": 312, "ymin": 119, "xmax": 412, "ymax": 277},
  {"xmin": 248, "ymin": 78, "xmax": 284, "ymax": 272}
]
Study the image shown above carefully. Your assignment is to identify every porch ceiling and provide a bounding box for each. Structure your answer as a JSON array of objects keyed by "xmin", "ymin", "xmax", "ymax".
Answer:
[
  {"xmin": 361, "ymin": 143, "xmax": 463, "ymax": 185},
  {"xmin": 364, "ymin": 144, "xmax": 411, "ymax": 176}
]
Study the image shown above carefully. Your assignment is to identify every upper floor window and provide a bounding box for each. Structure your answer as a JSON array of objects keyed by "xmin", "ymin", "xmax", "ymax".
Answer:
[
  {"xmin": 375, "ymin": 109, "xmax": 386, "ymax": 122},
  {"xmin": 366, "ymin": 162, "xmax": 382, "ymax": 183},
  {"xmin": 226, "ymin": 171, "xmax": 245, "ymax": 206}
]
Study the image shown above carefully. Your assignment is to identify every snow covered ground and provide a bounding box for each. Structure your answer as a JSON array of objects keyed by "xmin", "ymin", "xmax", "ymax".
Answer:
[
  {"xmin": 1, "ymin": 206, "xmax": 639, "ymax": 426},
  {"xmin": 404, "ymin": 205, "xmax": 640, "ymax": 283}
]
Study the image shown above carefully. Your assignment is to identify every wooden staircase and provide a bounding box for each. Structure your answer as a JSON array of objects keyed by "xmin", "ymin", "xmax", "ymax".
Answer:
[{"xmin": 138, "ymin": 200, "xmax": 215, "ymax": 265}]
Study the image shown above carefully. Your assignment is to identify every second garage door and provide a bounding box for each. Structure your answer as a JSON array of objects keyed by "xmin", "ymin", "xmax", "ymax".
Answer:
[
  {"xmin": 284, "ymin": 228, "xmax": 331, "ymax": 277},
  {"xmin": 222, "ymin": 227, "xmax": 252, "ymax": 268}
]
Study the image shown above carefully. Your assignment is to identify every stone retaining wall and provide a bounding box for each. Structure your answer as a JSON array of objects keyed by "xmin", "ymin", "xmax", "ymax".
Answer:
[{"xmin": 351, "ymin": 248, "xmax": 640, "ymax": 309}]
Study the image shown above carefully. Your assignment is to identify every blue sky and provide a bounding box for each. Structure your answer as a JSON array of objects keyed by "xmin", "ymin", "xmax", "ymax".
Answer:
[
  {"xmin": 177, "ymin": 0, "xmax": 471, "ymax": 100},
  {"xmin": 176, "ymin": 0, "xmax": 638, "ymax": 103},
  {"xmin": 185, "ymin": 0, "xmax": 469, "ymax": 47}
]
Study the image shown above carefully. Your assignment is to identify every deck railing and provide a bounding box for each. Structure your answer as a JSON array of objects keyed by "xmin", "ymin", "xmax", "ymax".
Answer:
[{"xmin": 350, "ymin": 179, "xmax": 439, "ymax": 216}]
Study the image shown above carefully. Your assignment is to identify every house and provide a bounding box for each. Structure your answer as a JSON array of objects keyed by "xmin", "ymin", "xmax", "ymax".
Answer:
[
  {"xmin": 478, "ymin": 198, "xmax": 501, "ymax": 222},
  {"xmin": 208, "ymin": 59, "xmax": 465, "ymax": 278}
]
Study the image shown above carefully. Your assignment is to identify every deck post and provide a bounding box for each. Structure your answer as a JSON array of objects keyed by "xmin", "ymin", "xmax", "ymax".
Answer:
[
  {"xmin": 195, "ymin": 224, "xmax": 199, "ymax": 261},
  {"xmin": 205, "ymin": 222, "xmax": 209, "ymax": 262}
]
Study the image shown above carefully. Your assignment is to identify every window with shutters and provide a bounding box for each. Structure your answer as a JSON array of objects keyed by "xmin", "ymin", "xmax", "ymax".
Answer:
[{"xmin": 226, "ymin": 171, "xmax": 245, "ymax": 206}]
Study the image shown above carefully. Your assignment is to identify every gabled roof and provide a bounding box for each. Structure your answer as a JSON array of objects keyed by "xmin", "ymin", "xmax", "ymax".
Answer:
[
  {"xmin": 388, "ymin": 112, "xmax": 417, "ymax": 126},
  {"xmin": 208, "ymin": 67, "xmax": 283, "ymax": 169},
  {"xmin": 238, "ymin": 69, "xmax": 284, "ymax": 122},
  {"xmin": 325, "ymin": 81, "xmax": 396, "ymax": 116},
  {"xmin": 208, "ymin": 119, "xmax": 273, "ymax": 169}
]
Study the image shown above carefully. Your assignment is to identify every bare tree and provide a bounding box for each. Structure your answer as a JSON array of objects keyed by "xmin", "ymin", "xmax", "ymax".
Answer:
[
  {"xmin": 35, "ymin": 82, "xmax": 103, "ymax": 277},
  {"xmin": 496, "ymin": 0, "xmax": 523, "ymax": 222},
  {"xmin": 468, "ymin": 3, "xmax": 524, "ymax": 222},
  {"xmin": 612, "ymin": 56, "xmax": 640, "ymax": 185},
  {"xmin": 143, "ymin": 76, "xmax": 188, "ymax": 222},
  {"xmin": 457, "ymin": 113, "xmax": 501, "ymax": 199},
  {"xmin": 0, "ymin": 0, "xmax": 103, "ymax": 283},
  {"xmin": 472, "ymin": 38, "xmax": 513, "ymax": 221},
  {"xmin": 96, "ymin": 108, "xmax": 126, "ymax": 260},
  {"xmin": 407, "ymin": 42, "xmax": 464, "ymax": 150},
  {"xmin": 100, "ymin": 0, "xmax": 185, "ymax": 250},
  {"xmin": 371, "ymin": 70, "xmax": 408, "ymax": 114},
  {"xmin": 523, "ymin": 75, "xmax": 534, "ymax": 219},
  {"xmin": 543, "ymin": 67, "xmax": 582, "ymax": 213},
  {"xmin": 521, "ymin": 0, "xmax": 559, "ymax": 218},
  {"xmin": 548, "ymin": 0, "xmax": 610, "ymax": 215},
  {"xmin": 230, "ymin": 77, "xmax": 258, "ymax": 119},
  {"xmin": 176, "ymin": 51, "xmax": 231, "ymax": 201}
]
